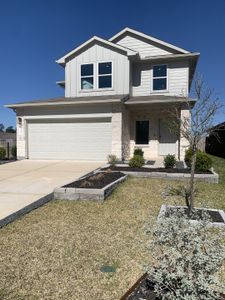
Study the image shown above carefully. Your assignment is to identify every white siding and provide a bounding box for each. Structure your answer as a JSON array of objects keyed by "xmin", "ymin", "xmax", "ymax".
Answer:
[
  {"xmin": 132, "ymin": 60, "xmax": 189, "ymax": 97},
  {"xmin": 115, "ymin": 34, "xmax": 175, "ymax": 58},
  {"xmin": 65, "ymin": 43, "xmax": 130, "ymax": 97},
  {"xmin": 168, "ymin": 61, "xmax": 189, "ymax": 96}
]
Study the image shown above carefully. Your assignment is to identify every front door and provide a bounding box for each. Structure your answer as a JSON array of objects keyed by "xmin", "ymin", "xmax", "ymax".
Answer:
[{"xmin": 158, "ymin": 119, "xmax": 177, "ymax": 156}]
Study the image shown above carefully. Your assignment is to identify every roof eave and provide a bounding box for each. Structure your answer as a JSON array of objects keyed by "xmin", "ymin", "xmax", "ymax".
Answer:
[
  {"xmin": 125, "ymin": 99, "xmax": 196, "ymax": 105},
  {"xmin": 56, "ymin": 80, "xmax": 65, "ymax": 88},
  {"xmin": 5, "ymin": 99, "xmax": 123, "ymax": 109},
  {"xmin": 140, "ymin": 52, "xmax": 200, "ymax": 62},
  {"xmin": 56, "ymin": 35, "xmax": 137, "ymax": 64}
]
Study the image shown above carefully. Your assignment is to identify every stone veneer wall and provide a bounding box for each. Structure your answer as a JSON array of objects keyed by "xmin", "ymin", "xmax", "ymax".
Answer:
[
  {"xmin": 15, "ymin": 104, "xmax": 190, "ymax": 161},
  {"xmin": 16, "ymin": 117, "xmax": 26, "ymax": 159},
  {"xmin": 121, "ymin": 107, "xmax": 130, "ymax": 160},
  {"xmin": 179, "ymin": 108, "xmax": 190, "ymax": 160},
  {"xmin": 111, "ymin": 103, "xmax": 123, "ymax": 159}
]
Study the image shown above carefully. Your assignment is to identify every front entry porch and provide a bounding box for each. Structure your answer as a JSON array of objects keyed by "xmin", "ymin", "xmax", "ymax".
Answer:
[
  {"xmin": 121, "ymin": 99, "xmax": 190, "ymax": 161},
  {"xmin": 129, "ymin": 111, "xmax": 179, "ymax": 159}
]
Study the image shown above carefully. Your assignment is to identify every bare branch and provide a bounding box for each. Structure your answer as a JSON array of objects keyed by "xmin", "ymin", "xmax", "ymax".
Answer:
[{"xmin": 167, "ymin": 74, "xmax": 222, "ymax": 212}]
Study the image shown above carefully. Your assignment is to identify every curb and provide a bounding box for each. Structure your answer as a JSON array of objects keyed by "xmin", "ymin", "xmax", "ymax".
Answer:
[{"xmin": 0, "ymin": 193, "xmax": 54, "ymax": 229}]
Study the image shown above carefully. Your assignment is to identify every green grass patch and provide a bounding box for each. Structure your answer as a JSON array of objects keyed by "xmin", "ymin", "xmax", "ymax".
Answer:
[{"xmin": 0, "ymin": 155, "xmax": 224, "ymax": 299}]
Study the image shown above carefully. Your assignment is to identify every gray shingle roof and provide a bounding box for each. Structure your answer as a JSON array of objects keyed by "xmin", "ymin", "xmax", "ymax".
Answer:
[
  {"xmin": 5, "ymin": 94, "xmax": 195, "ymax": 109},
  {"xmin": 125, "ymin": 95, "xmax": 195, "ymax": 104},
  {"xmin": 5, "ymin": 95, "xmax": 129, "ymax": 108}
]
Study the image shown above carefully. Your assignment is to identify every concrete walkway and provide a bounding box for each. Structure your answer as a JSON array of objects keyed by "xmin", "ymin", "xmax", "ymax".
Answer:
[{"xmin": 0, "ymin": 160, "xmax": 101, "ymax": 225}]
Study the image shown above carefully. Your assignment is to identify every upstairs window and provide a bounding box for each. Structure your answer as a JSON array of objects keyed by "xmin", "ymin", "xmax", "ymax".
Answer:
[
  {"xmin": 153, "ymin": 65, "xmax": 167, "ymax": 91},
  {"xmin": 98, "ymin": 62, "xmax": 112, "ymax": 88},
  {"xmin": 81, "ymin": 64, "xmax": 94, "ymax": 90}
]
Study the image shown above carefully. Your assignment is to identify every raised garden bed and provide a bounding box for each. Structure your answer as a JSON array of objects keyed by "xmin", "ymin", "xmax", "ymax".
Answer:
[
  {"xmin": 102, "ymin": 166, "xmax": 218, "ymax": 183},
  {"xmin": 54, "ymin": 171, "xmax": 127, "ymax": 201},
  {"xmin": 120, "ymin": 273, "xmax": 156, "ymax": 300},
  {"xmin": 104, "ymin": 166, "xmax": 212, "ymax": 174},
  {"xmin": 158, "ymin": 205, "xmax": 225, "ymax": 227},
  {"xmin": 120, "ymin": 273, "xmax": 225, "ymax": 300}
]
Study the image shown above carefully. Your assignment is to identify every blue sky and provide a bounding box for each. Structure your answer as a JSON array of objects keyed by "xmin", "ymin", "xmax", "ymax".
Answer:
[{"xmin": 0, "ymin": 0, "xmax": 225, "ymax": 127}]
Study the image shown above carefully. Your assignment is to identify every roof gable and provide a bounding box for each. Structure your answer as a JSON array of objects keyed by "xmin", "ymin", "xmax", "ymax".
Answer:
[
  {"xmin": 56, "ymin": 36, "xmax": 137, "ymax": 65},
  {"xmin": 109, "ymin": 27, "xmax": 190, "ymax": 56}
]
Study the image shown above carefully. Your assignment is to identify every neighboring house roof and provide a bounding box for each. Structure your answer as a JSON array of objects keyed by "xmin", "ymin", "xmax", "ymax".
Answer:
[
  {"xmin": 5, "ymin": 95, "xmax": 129, "ymax": 108},
  {"xmin": 209, "ymin": 121, "xmax": 225, "ymax": 131},
  {"xmin": 109, "ymin": 27, "xmax": 190, "ymax": 54},
  {"xmin": 6, "ymin": 95, "xmax": 195, "ymax": 109},
  {"xmin": 0, "ymin": 132, "xmax": 16, "ymax": 139},
  {"xmin": 56, "ymin": 36, "xmax": 137, "ymax": 65}
]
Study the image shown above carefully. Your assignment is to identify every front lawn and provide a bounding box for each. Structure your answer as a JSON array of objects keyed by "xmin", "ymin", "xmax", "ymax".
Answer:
[{"xmin": 0, "ymin": 155, "xmax": 225, "ymax": 300}]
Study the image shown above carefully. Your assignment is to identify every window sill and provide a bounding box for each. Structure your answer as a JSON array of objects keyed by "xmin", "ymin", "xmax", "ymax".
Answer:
[
  {"xmin": 79, "ymin": 88, "xmax": 114, "ymax": 93},
  {"xmin": 151, "ymin": 90, "xmax": 169, "ymax": 94},
  {"xmin": 134, "ymin": 144, "xmax": 149, "ymax": 148}
]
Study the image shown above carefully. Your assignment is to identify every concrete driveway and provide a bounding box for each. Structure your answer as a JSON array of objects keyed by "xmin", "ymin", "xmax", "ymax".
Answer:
[{"xmin": 0, "ymin": 160, "xmax": 101, "ymax": 224}]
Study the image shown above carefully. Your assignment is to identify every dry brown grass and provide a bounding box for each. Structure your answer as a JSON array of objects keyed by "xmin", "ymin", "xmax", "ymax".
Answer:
[{"xmin": 0, "ymin": 155, "xmax": 225, "ymax": 300}]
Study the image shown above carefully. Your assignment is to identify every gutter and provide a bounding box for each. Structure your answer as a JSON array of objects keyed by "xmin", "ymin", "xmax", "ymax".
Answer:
[{"xmin": 140, "ymin": 52, "xmax": 200, "ymax": 62}]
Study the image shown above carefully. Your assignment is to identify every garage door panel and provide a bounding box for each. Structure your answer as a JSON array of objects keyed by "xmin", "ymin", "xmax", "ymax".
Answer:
[{"xmin": 27, "ymin": 118, "xmax": 112, "ymax": 160}]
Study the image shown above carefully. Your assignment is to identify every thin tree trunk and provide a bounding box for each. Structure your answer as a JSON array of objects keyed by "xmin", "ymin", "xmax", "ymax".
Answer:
[{"xmin": 189, "ymin": 149, "xmax": 197, "ymax": 213}]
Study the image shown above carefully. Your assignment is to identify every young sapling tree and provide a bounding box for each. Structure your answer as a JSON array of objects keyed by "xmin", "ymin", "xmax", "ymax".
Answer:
[{"xmin": 168, "ymin": 75, "xmax": 222, "ymax": 212}]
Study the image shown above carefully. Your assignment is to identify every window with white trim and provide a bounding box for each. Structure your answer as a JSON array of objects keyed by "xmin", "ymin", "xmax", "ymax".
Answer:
[
  {"xmin": 81, "ymin": 64, "xmax": 94, "ymax": 90},
  {"xmin": 153, "ymin": 65, "xmax": 167, "ymax": 91},
  {"xmin": 98, "ymin": 62, "xmax": 112, "ymax": 88}
]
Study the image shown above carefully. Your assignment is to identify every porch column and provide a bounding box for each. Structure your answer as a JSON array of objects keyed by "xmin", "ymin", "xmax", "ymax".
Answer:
[
  {"xmin": 180, "ymin": 108, "xmax": 190, "ymax": 160},
  {"xmin": 122, "ymin": 107, "xmax": 130, "ymax": 160},
  {"xmin": 16, "ymin": 116, "xmax": 27, "ymax": 160},
  {"xmin": 111, "ymin": 104, "xmax": 122, "ymax": 159}
]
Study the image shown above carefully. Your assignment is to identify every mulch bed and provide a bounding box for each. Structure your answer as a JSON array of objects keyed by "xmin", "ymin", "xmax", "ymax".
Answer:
[
  {"xmin": 63, "ymin": 171, "xmax": 125, "ymax": 189},
  {"xmin": 104, "ymin": 166, "xmax": 212, "ymax": 174},
  {"xmin": 121, "ymin": 273, "xmax": 225, "ymax": 300},
  {"xmin": 121, "ymin": 274, "xmax": 158, "ymax": 300},
  {"xmin": 165, "ymin": 207, "xmax": 225, "ymax": 223}
]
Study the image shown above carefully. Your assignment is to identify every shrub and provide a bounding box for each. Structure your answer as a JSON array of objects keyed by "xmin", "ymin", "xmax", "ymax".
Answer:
[
  {"xmin": 185, "ymin": 148, "xmax": 212, "ymax": 172},
  {"xmin": 107, "ymin": 154, "xmax": 117, "ymax": 166},
  {"xmin": 163, "ymin": 154, "xmax": 176, "ymax": 168},
  {"xmin": 129, "ymin": 155, "xmax": 145, "ymax": 168},
  {"xmin": 134, "ymin": 148, "xmax": 144, "ymax": 157},
  {"xmin": 145, "ymin": 208, "xmax": 225, "ymax": 300},
  {"xmin": 11, "ymin": 145, "xmax": 17, "ymax": 159},
  {"xmin": 0, "ymin": 147, "xmax": 6, "ymax": 160}
]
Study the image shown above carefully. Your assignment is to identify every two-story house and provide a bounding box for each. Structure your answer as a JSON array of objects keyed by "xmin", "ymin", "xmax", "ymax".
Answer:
[{"xmin": 6, "ymin": 28, "xmax": 199, "ymax": 161}]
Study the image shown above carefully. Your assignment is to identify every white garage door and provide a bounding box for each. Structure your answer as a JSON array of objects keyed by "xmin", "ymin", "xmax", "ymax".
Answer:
[{"xmin": 27, "ymin": 118, "xmax": 112, "ymax": 160}]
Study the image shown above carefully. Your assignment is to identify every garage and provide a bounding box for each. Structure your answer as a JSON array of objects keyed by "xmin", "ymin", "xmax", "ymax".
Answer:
[{"xmin": 27, "ymin": 118, "xmax": 112, "ymax": 160}]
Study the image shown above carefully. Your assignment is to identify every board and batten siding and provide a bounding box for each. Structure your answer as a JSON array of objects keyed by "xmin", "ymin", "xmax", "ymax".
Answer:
[
  {"xmin": 132, "ymin": 60, "xmax": 189, "ymax": 97},
  {"xmin": 115, "ymin": 34, "xmax": 176, "ymax": 58},
  {"xmin": 65, "ymin": 43, "xmax": 130, "ymax": 97}
]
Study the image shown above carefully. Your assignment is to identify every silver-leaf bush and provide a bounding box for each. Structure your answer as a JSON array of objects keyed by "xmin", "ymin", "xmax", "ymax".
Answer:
[{"xmin": 145, "ymin": 208, "xmax": 225, "ymax": 300}]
